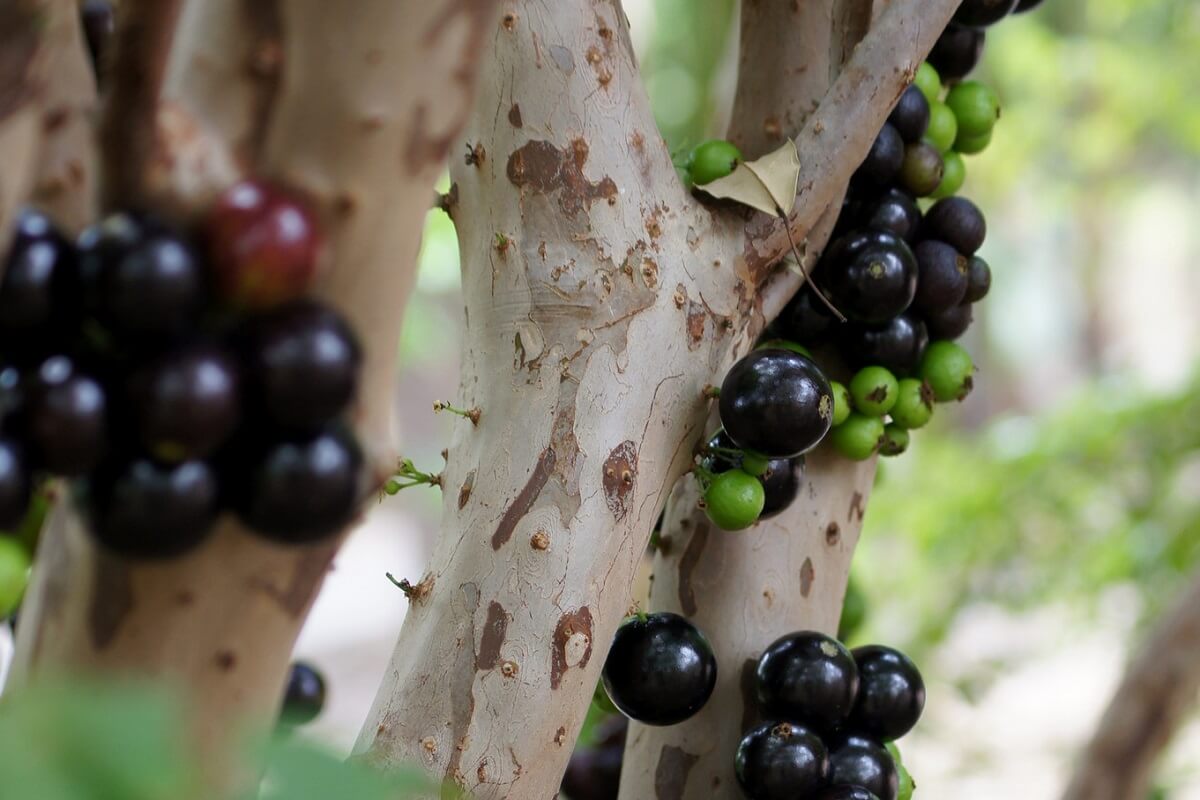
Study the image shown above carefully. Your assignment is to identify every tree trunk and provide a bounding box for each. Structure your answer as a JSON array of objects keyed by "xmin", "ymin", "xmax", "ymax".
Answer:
[
  {"xmin": 1062, "ymin": 568, "xmax": 1200, "ymax": 800},
  {"xmin": 11, "ymin": 0, "xmax": 501, "ymax": 791},
  {"xmin": 355, "ymin": 1, "xmax": 960, "ymax": 797}
]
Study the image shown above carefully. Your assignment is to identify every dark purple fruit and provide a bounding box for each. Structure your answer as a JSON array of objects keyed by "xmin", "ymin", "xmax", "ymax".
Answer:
[
  {"xmin": 0, "ymin": 437, "xmax": 31, "ymax": 530},
  {"xmin": 859, "ymin": 189, "xmax": 922, "ymax": 244},
  {"xmin": 719, "ymin": 349, "xmax": 833, "ymax": 458},
  {"xmin": 27, "ymin": 356, "xmax": 107, "ymax": 475},
  {"xmin": 818, "ymin": 787, "xmax": 880, "ymax": 800},
  {"xmin": 562, "ymin": 717, "xmax": 627, "ymax": 800},
  {"xmin": 856, "ymin": 124, "xmax": 905, "ymax": 187},
  {"xmin": 1014, "ymin": 0, "xmax": 1046, "ymax": 11},
  {"xmin": 912, "ymin": 240, "xmax": 969, "ymax": 314},
  {"xmin": 85, "ymin": 457, "xmax": 220, "ymax": 558},
  {"xmin": 922, "ymin": 197, "xmax": 986, "ymax": 255},
  {"xmin": 816, "ymin": 230, "xmax": 917, "ymax": 326},
  {"xmin": 756, "ymin": 631, "xmax": 859, "ymax": 732},
  {"xmin": 735, "ymin": 721, "xmax": 830, "ymax": 800},
  {"xmin": 759, "ymin": 454, "xmax": 804, "ymax": 519},
  {"xmin": 899, "ymin": 143, "xmax": 944, "ymax": 197},
  {"xmin": 924, "ymin": 303, "xmax": 973, "ymax": 340},
  {"xmin": 929, "ymin": 24, "xmax": 985, "ymax": 81},
  {"xmin": 849, "ymin": 645, "xmax": 926, "ymax": 741},
  {"xmin": 601, "ymin": 612, "xmax": 717, "ymax": 726},
  {"xmin": 81, "ymin": 0, "xmax": 114, "ymax": 76},
  {"xmin": 0, "ymin": 364, "xmax": 23, "ymax": 430},
  {"xmin": 281, "ymin": 661, "xmax": 327, "ymax": 726},
  {"xmin": 829, "ymin": 734, "xmax": 899, "ymax": 800},
  {"xmin": 129, "ymin": 344, "xmax": 240, "ymax": 462},
  {"xmin": 0, "ymin": 209, "xmax": 78, "ymax": 351},
  {"xmin": 777, "ymin": 286, "xmax": 839, "ymax": 345},
  {"xmin": 964, "ymin": 255, "xmax": 992, "ymax": 302},
  {"xmin": 954, "ymin": 0, "xmax": 1019, "ymax": 28},
  {"xmin": 839, "ymin": 314, "xmax": 929, "ymax": 376},
  {"xmin": 888, "ymin": 86, "xmax": 930, "ymax": 143},
  {"xmin": 232, "ymin": 427, "xmax": 362, "ymax": 543},
  {"xmin": 243, "ymin": 301, "xmax": 361, "ymax": 431}
]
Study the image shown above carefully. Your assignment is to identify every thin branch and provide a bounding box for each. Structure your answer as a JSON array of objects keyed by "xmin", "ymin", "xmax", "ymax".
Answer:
[{"xmin": 1062, "ymin": 569, "xmax": 1200, "ymax": 800}]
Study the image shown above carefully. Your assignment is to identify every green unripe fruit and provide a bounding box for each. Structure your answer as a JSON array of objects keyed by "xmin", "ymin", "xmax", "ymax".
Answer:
[
  {"xmin": 689, "ymin": 139, "xmax": 743, "ymax": 186},
  {"xmin": 849, "ymin": 366, "xmax": 899, "ymax": 416},
  {"xmin": 920, "ymin": 340, "xmax": 975, "ymax": 402},
  {"xmin": 931, "ymin": 150, "xmax": 966, "ymax": 199},
  {"xmin": 740, "ymin": 451, "xmax": 770, "ymax": 477},
  {"xmin": 955, "ymin": 127, "xmax": 993, "ymax": 155},
  {"xmin": 830, "ymin": 413, "xmax": 884, "ymax": 461},
  {"xmin": 886, "ymin": 742, "xmax": 904, "ymax": 765},
  {"xmin": 880, "ymin": 424, "xmax": 910, "ymax": 456},
  {"xmin": 946, "ymin": 80, "xmax": 1000, "ymax": 138},
  {"xmin": 0, "ymin": 537, "xmax": 30, "ymax": 619},
  {"xmin": 830, "ymin": 380, "xmax": 853, "ymax": 427},
  {"xmin": 924, "ymin": 101, "xmax": 958, "ymax": 153},
  {"xmin": 756, "ymin": 339, "xmax": 812, "ymax": 359},
  {"xmin": 914, "ymin": 62, "xmax": 942, "ymax": 103},
  {"xmin": 890, "ymin": 378, "xmax": 935, "ymax": 429},
  {"xmin": 897, "ymin": 761, "xmax": 915, "ymax": 800},
  {"xmin": 704, "ymin": 469, "xmax": 765, "ymax": 531}
]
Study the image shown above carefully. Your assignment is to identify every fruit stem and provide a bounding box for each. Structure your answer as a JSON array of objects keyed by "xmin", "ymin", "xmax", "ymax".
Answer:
[
  {"xmin": 702, "ymin": 384, "xmax": 721, "ymax": 400},
  {"xmin": 691, "ymin": 463, "xmax": 717, "ymax": 490},
  {"xmin": 385, "ymin": 573, "xmax": 417, "ymax": 599},
  {"xmin": 780, "ymin": 207, "xmax": 846, "ymax": 322},
  {"xmin": 432, "ymin": 401, "xmax": 481, "ymax": 426},
  {"xmin": 380, "ymin": 458, "xmax": 443, "ymax": 498}
]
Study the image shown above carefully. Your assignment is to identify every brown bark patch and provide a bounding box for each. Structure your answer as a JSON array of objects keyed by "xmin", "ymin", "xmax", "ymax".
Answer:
[
  {"xmin": 825, "ymin": 521, "xmax": 841, "ymax": 545},
  {"xmin": 686, "ymin": 299, "xmax": 707, "ymax": 350},
  {"xmin": 550, "ymin": 607, "xmax": 594, "ymax": 689},
  {"xmin": 677, "ymin": 521, "xmax": 710, "ymax": 616},
  {"xmin": 799, "ymin": 558, "xmax": 815, "ymax": 598},
  {"xmin": 601, "ymin": 441, "xmax": 638, "ymax": 521},
  {"xmin": 506, "ymin": 139, "xmax": 618, "ymax": 217},
  {"xmin": 214, "ymin": 650, "xmax": 237, "ymax": 672},
  {"xmin": 491, "ymin": 448, "xmax": 556, "ymax": 549},
  {"xmin": 477, "ymin": 601, "xmax": 509, "ymax": 671},
  {"xmin": 654, "ymin": 746, "xmax": 700, "ymax": 800},
  {"xmin": 508, "ymin": 103, "xmax": 523, "ymax": 127},
  {"xmin": 458, "ymin": 470, "xmax": 475, "ymax": 509},
  {"xmin": 0, "ymin": 1, "xmax": 44, "ymax": 122},
  {"xmin": 445, "ymin": 582, "xmax": 481, "ymax": 787},
  {"xmin": 848, "ymin": 491, "xmax": 866, "ymax": 522},
  {"xmin": 89, "ymin": 552, "xmax": 133, "ymax": 650}
]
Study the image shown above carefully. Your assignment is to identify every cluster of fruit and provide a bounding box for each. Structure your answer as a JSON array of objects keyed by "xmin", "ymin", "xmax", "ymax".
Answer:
[
  {"xmin": 0, "ymin": 180, "xmax": 365, "ymax": 561},
  {"xmin": 736, "ymin": 631, "xmax": 924, "ymax": 800}
]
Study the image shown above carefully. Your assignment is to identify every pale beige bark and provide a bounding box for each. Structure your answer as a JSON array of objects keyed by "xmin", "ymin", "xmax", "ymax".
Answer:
[
  {"xmin": 1062, "ymin": 569, "xmax": 1200, "ymax": 800},
  {"xmin": 356, "ymin": 1, "xmax": 959, "ymax": 797},
  {"xmin": 12, "ymin": 0, "xmax": 502, "ymax": 792}
]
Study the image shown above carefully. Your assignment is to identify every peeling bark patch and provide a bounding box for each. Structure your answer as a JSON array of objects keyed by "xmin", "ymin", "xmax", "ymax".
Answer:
[
  {"xmin": 848, "ymin": 491, "xmax": 866, "ymax": 522},
  {"xmin": 491, "ymin": 448, "xmax": 556, "ymax": 549},
  {"xmin": 550, "ymin": 607, "xmax": 594, "ymax": 689},
  {"xmin": 89, "ymin": 552, "xmax": 134, "ymax": 650},
  {"xmin": 799, "ymin": 558, "xmax": 815, "ymax": 598},
  {"xmin": 677, "ymin": 522, "xmax": 710, "ymax": 616},
  {"xmin": 508, "ymin": 103, "xmax": 523, "ymax": 127},
  {"xmin": 445, "ymin": 583, "xmax": 481, "ymax": 787},
  {"xmin": 0, "ymin": 2, "xmax": 43, "ymax": 121},
  {"xmin": 686, "ymin": 300, "xmax": 706, "ymax": 350},
  {"xmin": 825, "ymin": 521, "xmax": 841, "ymax": 545},
  {"xmin": 458, "ymin": 470, "xmax": 475, "ymax": 509},
  {"xmin": 506, "ymin": 139, "xmax": 618, "ymax": 217},
  {"xmin": 654, "ymin": 746, "xmax": 699, "ymax": 800},
  {"xmin": 602, "ymin": 441, "xmax": 638, "ymax": 521},
  {"xmin": 740, "ymin": 658, "xmax": 762, "ymax": 733},
  {"xmin": 477, "ymin": 601, "xmax": 508, "ymax": 671}
]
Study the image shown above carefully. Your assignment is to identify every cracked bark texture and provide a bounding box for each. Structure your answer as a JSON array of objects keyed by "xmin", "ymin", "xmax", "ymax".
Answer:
[
  {"xmin": 1062, "ymin": 568, "xmax": 1200, "ymax": 800},
  {"xmin": 356, "ymin": 0, "xmax": 959, "ymax": 796},
  {"xmin": 11, "ymin": 0, "xmax": 501, "ymax": 791}
]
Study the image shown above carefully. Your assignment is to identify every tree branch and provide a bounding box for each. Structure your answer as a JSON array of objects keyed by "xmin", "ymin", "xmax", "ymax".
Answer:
[{"xmin": 1062, "ymin": 569, "xmax": 1200, "ymax": 800}]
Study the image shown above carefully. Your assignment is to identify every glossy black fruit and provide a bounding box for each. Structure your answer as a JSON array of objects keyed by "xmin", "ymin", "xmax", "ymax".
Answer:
[
  {"xmin": 856, "ymin": 124, "xmax": 905, "ymax": 187},
  {"xmin": 719, "ymin": 349, "xmax": 833, "ymax": 458},
  {"xmin": 816, "ymin": 230, "xmax": 917, "ymax": 326},
  {"xmin": 838, "ymin": 314, "xmax": 928, "ymax": 376},
  {"xmin": 776, "ymin": 286, "xmax": 839, "ymax": 345},
  {"xmin": 888, "ymin": 86, "xmax": 930, "ymax": 143},
  {"xmin": 756, "ymin": 631, "xmax": 859, "ymax": 731},
  {"xmin": 129, "ymin": 344, "xmax": 241, "ymax": 461},
  {"xmin": 0, "ymin": 437, "xmax": 31, "ymax": 530},
  {"xmin": 26, "ymin": 356, "xmax": 107, "ymax": 475},
  {"xmin": 281, "ymin": 661, "xmax": 327, "ymax": 725},
  {"xmin": 735, "ymin": 721, "xmax": 830, "ymax": 800},
  {"xmin": 954, "ymin": 0, "xmax": 1019, "ymax": 28},
  {"xmin": 964, "ymin": 255, "xmax": 992, "ymax": 302},
  {"xmin": 818, "ymin": 787, "xmax": 880, "ymax": 800},
  {"xmin": 85, "ymin": 457, "xmax": 220, "ymax": 558},
  {"xmin": 232, "ymin": 427, "xmax": 363, "ymax": 543},
  {"xmin": 849, "ymin": 646, "xmax": 926, "ymax": 741},
  {"xmin": 899, "ymin": 142, "xmax": 944, "ymax": 197},
  {"xmin": 929, "ymin": 24, "xmax": 985, "ymax": 81},
  {"xmin": 601, "ymin": 612, "xmax": 717, "ymax": 726},
  {"xmin": 922, "ymin": 197, "xmax": 987, "ymax": 255},
  {"xmin": 562, "ymin": 717, "xmax": 626, "ymax": 800},
  {"xmin": 0, "ymin": 209, "xmax": 78, "ymax": 351},
  {"xmin": 0, "ymin": 364, "xmax": 23, "ymax": 430},
  {"xmin": 912, "ymin": 240, "xmax": 969, "ymax": 314},
  {"xmin": 759, "ymin": 455, "xmax": 804, "ymax": 519},
  {"xmin": 859, "ymin": 189, "xmax": 922, "ymax": 244},
  {"xmin": 829, "ymin": 734, "xmax": 899, "ymax": 800},
  {"xmin": 81, "ymin": 0, "xmax": 114, "ymax": 75},
  {"xmin": 924, "ymin": 303, "xmax": 973, "ymax": 340},
  {"xmin": 243, "ymin": 301, "xmax": 361, "ymax": 431}
]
